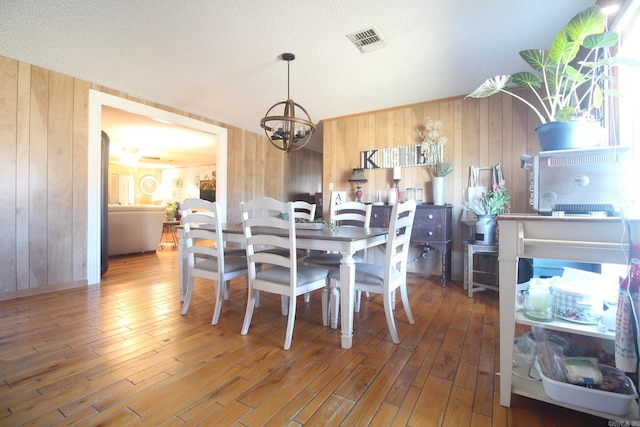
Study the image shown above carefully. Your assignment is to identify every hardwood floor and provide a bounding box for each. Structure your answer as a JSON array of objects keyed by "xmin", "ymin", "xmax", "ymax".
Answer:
[{"xmin": 0, "ymin": 248, "xmax": 606, "ymax": 426}]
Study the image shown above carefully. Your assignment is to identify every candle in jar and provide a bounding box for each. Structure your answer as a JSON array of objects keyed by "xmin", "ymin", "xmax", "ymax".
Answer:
[
  {"xmin": 529, "ymin": 287, "xmax": 550, "ymax": 312},
  {"xmin": 393, "ymin": 166, "xmax": 401, "ymax": 180}
]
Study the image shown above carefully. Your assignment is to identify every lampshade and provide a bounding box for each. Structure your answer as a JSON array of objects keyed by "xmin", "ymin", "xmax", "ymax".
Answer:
[
  {"xmin": 260, "ymin": 53, "xmax": 316, "ymax": 153},
  {"xmin": 348, "ymin": 168, "xmax": 367, "ymax": 183}
]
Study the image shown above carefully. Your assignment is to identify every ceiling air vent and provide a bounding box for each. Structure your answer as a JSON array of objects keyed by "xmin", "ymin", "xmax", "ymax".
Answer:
[{"xmin": 347, "ymin": 27, "xmax": 387, "ymax": 53}]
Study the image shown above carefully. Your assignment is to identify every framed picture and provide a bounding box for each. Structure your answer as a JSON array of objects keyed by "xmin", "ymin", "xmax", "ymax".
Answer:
[{"xmin": 330, "ymin": 191, "xmax": 346, "ymax": 209}]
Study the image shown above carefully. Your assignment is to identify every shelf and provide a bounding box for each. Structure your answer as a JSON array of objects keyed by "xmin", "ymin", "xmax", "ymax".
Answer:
[
  {"xmin": 498, "ymin": 216, "xmax": 639, "ymax": 415},
  {"xmin": 515, "ymin": 311, "xmax": 614, "ymax": 340},
  {"xmin": 511, "ymin": 353, "xmax": 639, "ymax": 421}
]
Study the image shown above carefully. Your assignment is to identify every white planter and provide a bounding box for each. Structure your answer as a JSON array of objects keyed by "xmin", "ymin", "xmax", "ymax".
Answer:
[{"xmin": 432, "ymin": 176, "xmax": 446, "ymax": 206}]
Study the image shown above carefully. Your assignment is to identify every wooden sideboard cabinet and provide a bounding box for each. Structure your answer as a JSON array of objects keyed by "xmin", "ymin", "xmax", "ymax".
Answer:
[{"xmin": 370, "ymin": 204, "xmax": 452, "ymax": 286}]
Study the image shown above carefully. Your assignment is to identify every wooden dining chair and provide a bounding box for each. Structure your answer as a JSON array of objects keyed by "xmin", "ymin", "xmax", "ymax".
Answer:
[
  {"xmin": 180, "ymin": 198, "xmax": 248, "ymax": 325},
  {"xmin": 292, "ymin": 200, "xmax": 316, "ymax": 302},
  {"xmin": 292, "ymin": 200, "xmax": 316, "ymax": 222},
  {"xmin": 304, "ymin": 201, "xmax": 372, "ymax": 325},
  {"xmin": 244, "ymin": 200, "xmax": 311, "ymax": 261},
  {"xmin": 327, "ymin": 200, "xmax": 417, "ymax": 343},
  {"xmin": 305, "ymin": 201, "xmax": 371, "ymax": 267},
  {"xmin": 240, "ymin": 197, "xmax": 330, "ymax": 350}
]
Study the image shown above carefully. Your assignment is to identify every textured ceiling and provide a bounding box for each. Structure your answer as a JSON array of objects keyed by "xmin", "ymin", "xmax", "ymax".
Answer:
[{"xmin": 1, "ymin": 0, "xmax": 598, "ymax": 160}]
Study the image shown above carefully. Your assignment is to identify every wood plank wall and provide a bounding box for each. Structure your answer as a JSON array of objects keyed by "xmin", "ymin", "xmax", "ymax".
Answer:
[
  {"xmin": 322, "ymin": 91, "xmax": 542, "ymax": 280},
  {"xmin": 0, "ymin": 54, "xmax": 319, "ymax": 296}
]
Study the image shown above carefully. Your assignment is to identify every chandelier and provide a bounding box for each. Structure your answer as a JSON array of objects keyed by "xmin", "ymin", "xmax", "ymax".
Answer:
[{"xmin": 260, "ymin": 53, "xmax": 316, "ymax": 153}]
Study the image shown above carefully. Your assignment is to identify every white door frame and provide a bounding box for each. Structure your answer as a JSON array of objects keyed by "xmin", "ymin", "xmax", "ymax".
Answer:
[{"xmin": 87, "ymin": 90, "xmax": 228, "ymax": 285}]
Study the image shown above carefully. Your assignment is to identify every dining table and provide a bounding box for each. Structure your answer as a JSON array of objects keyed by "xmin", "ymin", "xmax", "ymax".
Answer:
[{"xmin": 177, "ymin": 223, "xmax": 389, "ymax": 349}]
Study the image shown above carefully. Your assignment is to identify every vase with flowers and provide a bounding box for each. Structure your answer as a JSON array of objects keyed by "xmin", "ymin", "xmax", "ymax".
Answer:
[
  {"xmin": 462, "ymin": 185, "xmax": 510, "ymax": 244},
  {"xmin": 166, "ymin": 202, "xmax": 178, "ymax": 221},
  {"xmin": 418, "ymin": 118, "xmax": 454, "ymax": 205}
]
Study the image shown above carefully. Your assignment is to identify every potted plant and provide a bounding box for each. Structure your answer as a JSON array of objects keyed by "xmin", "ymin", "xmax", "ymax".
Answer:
[
  {"xmin": 417, "ymin": 118, "xmax": 453, "ymax": 205},
  {"xmin": 466, "ymin": 5, "xmax": 637, "ymax": 150},
  {"xmin": 463, "ymin": 185, "xmax": 511, "ymax": 216},
  {"xmin": 166, "ymin": 202, "xmax": 178, "ymax": 221},
  {"xmin": 463, "ymin": 185, "xmax": 510, "ymax": 245}
]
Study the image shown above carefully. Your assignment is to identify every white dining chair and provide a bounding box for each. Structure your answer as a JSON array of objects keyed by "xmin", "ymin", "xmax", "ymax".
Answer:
[
  {"xmin": 240, "ymin": 197, "xmax": 330, "ymax": 350},
  {"xmin": 245, "ymin": 200, "xmax": 311, "ymax": 261},
  {"xmin": 305, "ymin": 201, "xmax": 371, "ymax": 268},
  {"xmin": 292, "ymin": 200, "xmax": 316, "ymax": 302},
  {"xmin": 292, "ymin": 200, "xmax": 316, "ymax": 222},
  {"xmin": 180, "ymin": 198, "xmax": 248, "ymax": 325},
  {"xmin": 304, "ymin": 201, "xmax": 372, "ymax": 325},
  {"xmin": 327, "ymin": 200, "xmax": 417, "ymax": 343}
]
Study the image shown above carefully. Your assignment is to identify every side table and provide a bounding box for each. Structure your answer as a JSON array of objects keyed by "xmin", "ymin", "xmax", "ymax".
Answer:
[
  {"xmin": 160, "ymin": 220, "xmax": 180, "ymax": 250},
  {"xmin": 463, "ymin": 241, "xmax": 499, "ymax": 297}
]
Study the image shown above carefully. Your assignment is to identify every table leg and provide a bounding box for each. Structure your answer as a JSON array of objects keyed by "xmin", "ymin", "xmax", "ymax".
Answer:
[
  {"xmin": 170, "ymin": 224, "xmax": 179, "ymax": 249},
  {"xmin": 499, "ymin": 257, "xmax": 518, "ymax": 407},
  {"xmin": 464, "ymin": 244, "xmax": 473, "ymax": 297},
  {"xmin": 177, "ymin": 228, "xmax": 187, "ymax": 301},
  {"xmin": 339, "ymin": 253, "xmax": 356, "ymax": 349},
  {"xmin": 466, "ymin": 244, "xmax": 473, "ymax": 297}
]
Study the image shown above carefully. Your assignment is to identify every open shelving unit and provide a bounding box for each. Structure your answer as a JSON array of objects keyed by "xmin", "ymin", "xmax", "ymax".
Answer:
[{"xmin": 498, "ymin": 214, "xmax": 639, "ymax": 422}]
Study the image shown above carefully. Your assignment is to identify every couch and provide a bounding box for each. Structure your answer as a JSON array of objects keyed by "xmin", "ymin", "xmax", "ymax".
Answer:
[{"xmin": 107, "ymin": 205, "xmax": 166, "ymax": 256}]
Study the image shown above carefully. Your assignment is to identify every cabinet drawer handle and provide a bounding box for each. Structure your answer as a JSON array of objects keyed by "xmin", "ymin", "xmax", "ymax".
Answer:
[
  {"xmin": 428, "ymin": 231, "xmax": 433, "ymax": 236},
  {"xmin": 428, "ymin": 214, "xmax": 433, "ymax": 219}
]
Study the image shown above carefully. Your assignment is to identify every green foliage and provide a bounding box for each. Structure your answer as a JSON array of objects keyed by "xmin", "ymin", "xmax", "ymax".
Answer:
[
  {"xmin": 463, "ymin": 186, "xmax": 511, "ymax": 216},
  {"xmin": 166, "ymin": 202, "xmax": 177, "ymax": 214},
  {"xmin": 427, "ymin": 160, "xmax": 454, "ymax": 177},
  {"xmin": 466, "ymin": 6, "xmax": 638, "ymax": 124}
]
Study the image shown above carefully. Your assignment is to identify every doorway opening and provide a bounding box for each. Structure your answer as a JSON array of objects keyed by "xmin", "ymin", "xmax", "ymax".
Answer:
[{"xmin": 87, "ymin": 90, "xmax": 228, "ymax": 285}]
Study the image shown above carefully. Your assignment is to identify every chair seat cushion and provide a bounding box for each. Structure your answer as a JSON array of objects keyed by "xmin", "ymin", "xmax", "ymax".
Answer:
[
  {"xmin": 304, "ymin": 253, "xmax": 365, "ymax": 266},
  {"xmin": 258, "ymin": 247, "xmax": 307, "ymax": 259},
  {"xmin": 224, "ymin": 248, "xmax": 247, "ymax": 257},
  {"xmin": 257, "ymin": 265, "xmax": 328, "ymax": 285},
  {"xmin": 194, "ymin": 255, "xmax": 247, "ymax": 273},
  {"xmin": 329, "ymin": 262, "xmax": 400, "ymax": 286}
]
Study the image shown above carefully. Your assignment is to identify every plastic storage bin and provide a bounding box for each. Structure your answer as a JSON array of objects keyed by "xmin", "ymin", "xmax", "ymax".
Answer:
[{"xmin": 535, "ymin": 359, "xmax": 638, "ymax": 416}]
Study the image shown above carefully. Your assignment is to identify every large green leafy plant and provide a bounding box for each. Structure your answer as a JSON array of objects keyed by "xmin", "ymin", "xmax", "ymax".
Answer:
[{"xmin": 467, "ymin": 6, "xmax": 636, "ymax": 124}]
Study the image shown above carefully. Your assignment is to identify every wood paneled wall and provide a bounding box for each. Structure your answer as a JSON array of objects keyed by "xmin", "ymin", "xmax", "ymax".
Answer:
[
  {"xmin": 0, "ymin": 54, "xmax": 319, "ymax": 296},
  {"xmin": 322, "ymin": 92, "xmax": 541, "ymax": 280}
]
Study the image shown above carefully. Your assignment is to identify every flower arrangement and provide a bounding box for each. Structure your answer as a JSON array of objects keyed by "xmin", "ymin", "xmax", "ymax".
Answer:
[
  {"xmin": 417, "ymin": 118, "xmax": 453, "ymax": 177},
  {"xmin": 463, "ymin": 185, "xmax": 511, "ymax": 216}
]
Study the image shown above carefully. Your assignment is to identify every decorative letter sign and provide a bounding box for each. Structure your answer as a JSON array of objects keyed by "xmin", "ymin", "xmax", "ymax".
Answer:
[{"xmin": 360, "ymin": 144, "xmax": 430, "ymax": 170}]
